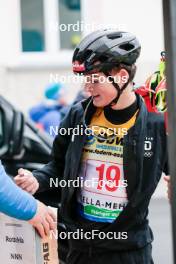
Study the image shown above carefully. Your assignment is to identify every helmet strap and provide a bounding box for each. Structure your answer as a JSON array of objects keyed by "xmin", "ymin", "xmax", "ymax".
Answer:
[{"xmin": 103, "ymin": 71, "xmax": 130, "ymax": 107}]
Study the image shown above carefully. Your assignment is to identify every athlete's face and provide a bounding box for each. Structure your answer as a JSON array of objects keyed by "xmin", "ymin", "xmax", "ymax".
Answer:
[
  {"xmin": 84, "ymin": 73, "xmax": 115, "ymax": 107},
  {"xmin": 84, "ymin": 70, "xmax": 128, "ymax": 107}
]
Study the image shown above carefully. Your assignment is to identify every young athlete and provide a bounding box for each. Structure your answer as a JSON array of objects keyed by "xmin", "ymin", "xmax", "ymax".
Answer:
[{"xmin": 15, "ymin": 29, "xmax": 169, "ymax": 263}]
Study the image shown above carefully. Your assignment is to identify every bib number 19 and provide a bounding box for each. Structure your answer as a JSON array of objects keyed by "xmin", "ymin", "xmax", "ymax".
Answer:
[{"xmin": 96, "ymin": 164, "xmax": 120, "ymax": 192}]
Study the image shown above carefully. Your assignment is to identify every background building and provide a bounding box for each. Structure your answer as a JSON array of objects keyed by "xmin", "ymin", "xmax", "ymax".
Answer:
[{"xmin": 0, "ymin": 0, "xmax": 164, "ymax": 112}]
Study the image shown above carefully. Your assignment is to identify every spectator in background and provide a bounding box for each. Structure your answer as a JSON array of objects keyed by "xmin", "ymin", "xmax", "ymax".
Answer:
[
  {"xmin": 29, "ymin": 82, "xmax": 68, "ymax": 136},
  {"xmin": 30, "ymin": 82, "xmax": 91, "ymax": 138}
]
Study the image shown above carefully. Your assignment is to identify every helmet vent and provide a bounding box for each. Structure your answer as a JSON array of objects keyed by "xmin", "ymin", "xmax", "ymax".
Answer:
[
  {"xmin": 107, "ymin": 32, "xmax": 122, "ymax": 40},
  {"xmin": 119, "ymin": 43, "xmax": 134, "ymax": 51}
]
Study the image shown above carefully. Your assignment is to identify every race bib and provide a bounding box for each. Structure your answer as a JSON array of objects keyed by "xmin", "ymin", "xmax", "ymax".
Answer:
[{"xmin": 77, "ymin": 159, "xmax": 128, "ymax": 223}]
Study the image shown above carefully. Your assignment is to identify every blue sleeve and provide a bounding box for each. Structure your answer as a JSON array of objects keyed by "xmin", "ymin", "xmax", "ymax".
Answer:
[{"xmin": 0, "ymin": 161, "xmax": 37, "ymax": 220}]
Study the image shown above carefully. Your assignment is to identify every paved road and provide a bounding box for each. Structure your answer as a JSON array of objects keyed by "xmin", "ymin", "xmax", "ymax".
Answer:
[{"xmin": 149, "ymin": 198, "xmax": 173, "ymax": 264}]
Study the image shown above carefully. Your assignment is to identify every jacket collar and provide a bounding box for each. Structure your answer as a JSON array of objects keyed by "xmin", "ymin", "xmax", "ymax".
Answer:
[
  {"xmin": 127, "ymin": 94, "xmax": 148, "ymax": 138},
  {"xmin": 81, "ymin": 94, "xmax": 147, "ymax": 132}
]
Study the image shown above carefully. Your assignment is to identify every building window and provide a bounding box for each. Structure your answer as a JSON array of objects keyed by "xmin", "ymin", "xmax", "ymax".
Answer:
[
  {"xmin": 58, "ymin": 0, "xmax": 82, "ymax": 49},
  {"xmin": 20, "ymin": 0, "xmax": 45, "ymax": 52}
]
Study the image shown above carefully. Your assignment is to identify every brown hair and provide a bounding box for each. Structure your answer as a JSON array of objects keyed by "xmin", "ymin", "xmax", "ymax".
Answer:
[{"xmin": 110, "ymin": 64, "xmax": 137, "ymax": 83}]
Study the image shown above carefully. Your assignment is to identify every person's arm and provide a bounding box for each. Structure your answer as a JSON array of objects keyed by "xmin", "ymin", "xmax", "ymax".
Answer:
[
  {"xmin": 0, "ymin": 161, "xmax": 37, "ymax": 220},
  {"xmin": 14, "ymin": 107, "xmax": 73, "ymax": 193},
  {"xmin": 164, "ymin": 175, "xmax": 171, "ymax": 202},
  {"xmin": 0, "ymin": 161, "xmax": 56, "ymax": 238},
  {"xmin": 163, "ymin": 136, "xmax": 170, "ymax": 201},
  {"xmin": 33, "ymin": 107, "xmax": 72, "ymax": 192},
  {"xmin": 0, "ymin": 162, "xmax": 37, "ymax": 220}
]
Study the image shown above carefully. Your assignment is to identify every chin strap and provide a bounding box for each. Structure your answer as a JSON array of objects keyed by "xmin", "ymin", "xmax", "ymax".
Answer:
[{"xmin": 103, "ymin": 71, "xmax": 130, "ymax": 107}]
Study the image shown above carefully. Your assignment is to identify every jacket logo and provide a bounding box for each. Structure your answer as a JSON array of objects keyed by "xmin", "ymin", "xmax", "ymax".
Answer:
[
  {"xmin": 144, "ymin": 137, "xmax": 153, "ymax": 157},
  {"xmin": 144, "ymin": 141, "xmax": 152, "ymax": 151}
]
